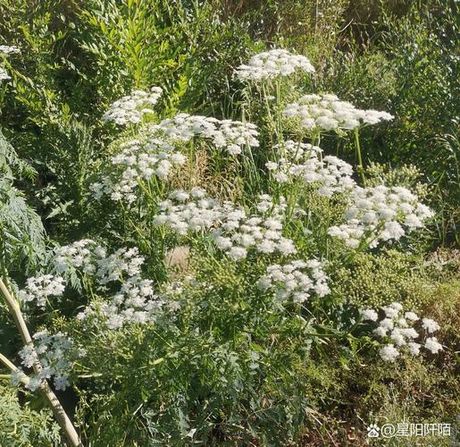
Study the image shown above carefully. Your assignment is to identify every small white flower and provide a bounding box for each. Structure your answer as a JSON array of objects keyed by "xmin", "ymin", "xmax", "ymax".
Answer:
[
  {"xmin": 379, "ymin": 344, "xmax": 400, "ymax": 362},
  {"xmin": 360, "ymin": 308, "xmax": 378, "ymax": 321},
  {"xmin": 390, "ymin": 329, "xmax": 406, "ymax": 346},
  {"xmin": 103, "ymin": 87, "xmax": 162, "ymax": 126},
  {"xmin": 258, "ymin": 259, "xmax": 329, "ymax": 304},
  {"xmin": 400, "ymin": 328, "xmax": 418, "ymax": 339},
  {"xmin": 404, "ymin": 311, "xmax": 419, "ymax": 321},
  {"xmin": 373, "ymin": 327, "xmax": 387, "ymax": 337},
  {"xmin": 379, "ymin": 318, "xmax": 394, "ymax": 331},
  {"xmin": 407, "ymin": 342, "xmax": 421, "ymax": 356},
  {"xmin": 17, "ymin": 331, "xmax": 80, "ymax": 392},
  {"xmin": 228, "ymin": 246, "xmax": 247, "ymax": 261},
  {"xmin": 366, "ymin": 302, "xmax": 443, "ymax": 360},
  {"xmin": 389, "ymin": 302, "xmax": 403, "ymax": 312},
  {"xmin": 155, "ymin": 113, "xmax": 259, "ymax": 156},
  {"xmin": 235, "ymin": 48, "xmax": 315, "ymax": 81},
  {"xmin": 0, "ymin": 67, "xmax": 11, "ymax": 81},
  {"xmin": 18, "ymin": 275, "xmax": 66, "ymax": 309},
  {"xmin": 421, "ymin": 318, "xmax": 440, "ymax": 333},
  {"xmin": 0, "ymin": 45, "xmax": 20, "ymax": 54},
  {"xmin": 383, "ymin": 305, "xmax": 399, "ymax": 319},
  {"xmin": 284, "ymin": 93, "xmax": 393, "ymax": 133},
  {"xmin": 268, "ymin": 141, "xmax": 355, "ymax": 197},
  {"xmin": 92, "ymin": 138, "xmax": 186, "ymax": 204},
  {"xmin": 328, "ymin": 185, "xmax": 432, "ymax": 248},
  {"xmin": 425, "ymin": 337, "xmax": 443, "ymax": 354}
]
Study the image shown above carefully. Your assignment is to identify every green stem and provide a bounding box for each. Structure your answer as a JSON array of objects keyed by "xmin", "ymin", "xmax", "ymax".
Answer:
[
  {"xmin": 274, "ymin": 79, "xmax": 283, "ymax": 144},
  {"xmin": 261, "ymin": 82, "xmax": 277, "ymax": 149},
  {"xmin": 311, "ymin": 130, "xmax": 321, "ymax": 149},
  {"xmin": 354, "ymin": 128, "xmax": 366, "ymax": 185},
  {"xmin": 241, "ymin": 97, "xmax": 261, "ymax": 193}
]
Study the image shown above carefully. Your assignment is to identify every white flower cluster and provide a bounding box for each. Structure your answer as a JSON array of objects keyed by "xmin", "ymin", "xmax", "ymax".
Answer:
[
  {"xmin": 154, "ymin": 190, "xmax": 296, "ymax": 260},
  {"xmin": 284, "ymin": 94, "xmax": 394, "ymax": 132},
  {"xmin": 257, "ymin": 259, "xmax": 330, "ymax": 304},
  {"xmin": 103, "ymin": 87, "xmax": 163, "ymax": 125},
  {"xmin": 78, "ymin": 276, "xmax": 165, "ymax": 329},
  {"xmin": 95, "ymin": 246, "xmax": 145, "ymax": 285},
  {"xmin": 0, "ymin": 45, "xmax": 20, "ymax": 54},
  {"xmin": 18, "ymin": 275, "xmax": 66, "ymax": 309},
  {"xmin": 154, "ymin": 187, "xmax": 223, "ymax": 235},
  {"xmin": 22, "ymin": 241, "xmax": 146, "ymax": 308},
  {"xmin": 266, "ymin": 140, "xmax": 355, "ymax": 197},
  {"xmin": 273, "ymin": 140, "xmax": 322, "ymax": 161},
  {"xmin": 235, "ymin": 48, "xmax": 315, "ymax": 81},
  {"xmin": 54, "ymin": 239, "xmax": 104, "ymax": 274},
  {"xmin": 360, "ymin": 302, "xmax": 443, "ymax": 361},
  {"xmin": 54, "ymin": 240, "xmax": 167, "ymax": 328},
  {"xmin": 328, "ymin": 185, "xmax": 434, "ymax": 248},
  {"xmin": 0, "ymin": 67, "xmax": 10, "ymax": 81},
  {"xmin": 213, "ymin": 195, "xmax": 296, "ymax": 260},
  {"xmin": 15, "ymin": 330, "xmax": 80, "ymax": 391},
  {"xmin": 55, "ymin": 240, "xmax": 144, "ymax": 284},
  {"xmin": 154, "ymin": 113, "xmax": 259, "ymax": 155},
  {"xmin": 91, "ymin": 138, "xmax": 186, "ymax": 203},
  {"xmin": 23, "ymin": 239, "xmax": 167, "ymax": 329}
]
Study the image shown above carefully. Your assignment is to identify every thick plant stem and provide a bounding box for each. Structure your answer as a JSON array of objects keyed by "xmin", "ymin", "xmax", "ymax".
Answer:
[
  {"xmin": 0, "ymin": 278, "xmax": 83, "ymax": 447},
  {"xmin": 0, "ymin": 278, "xmax": 32, "ymax": 345},
  {"xmin": 0, "ymin": 352, "xmax": 31, "ymax": 387},
  {"xmin": 0, "ymin": 352, "xmax": 23, "ymax": 376}
]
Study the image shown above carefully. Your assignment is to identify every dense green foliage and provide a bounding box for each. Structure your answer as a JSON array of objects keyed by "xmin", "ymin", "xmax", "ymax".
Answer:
[
  {"xmin": 0, "ymin": 384, "xmax": 60, "ymax": 447},
  {"xmin": 0, "ymin": 1, "xmax": 459, "ymax": 446}
]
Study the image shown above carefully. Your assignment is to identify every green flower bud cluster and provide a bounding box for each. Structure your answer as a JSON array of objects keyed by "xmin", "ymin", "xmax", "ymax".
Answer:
[{"xmin": 333, "ymin": 250, "xmax": 435, "ymax": 309}]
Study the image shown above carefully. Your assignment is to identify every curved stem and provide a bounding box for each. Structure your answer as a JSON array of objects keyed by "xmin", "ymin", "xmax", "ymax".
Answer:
[{"xmin": 0, "ymin": 278, "xmax": 83, "ymax": 447}]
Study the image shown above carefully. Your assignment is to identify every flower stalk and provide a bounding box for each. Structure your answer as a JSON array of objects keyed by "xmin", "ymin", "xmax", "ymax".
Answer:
[{"xmin": 354, "ymin": 128, "xmax": 366, "ymax": 185}]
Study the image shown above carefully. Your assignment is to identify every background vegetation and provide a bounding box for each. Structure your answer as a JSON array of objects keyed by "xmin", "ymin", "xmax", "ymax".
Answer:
[{"xmin": 0, "ymin": 0, "xmax": 459, "ymax": 445}]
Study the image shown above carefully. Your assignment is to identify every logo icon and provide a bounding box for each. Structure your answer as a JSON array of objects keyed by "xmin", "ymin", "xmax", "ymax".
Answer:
[{"xmin": 367, "ymin": 424, "xmax": 380, "ymax": 438}]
